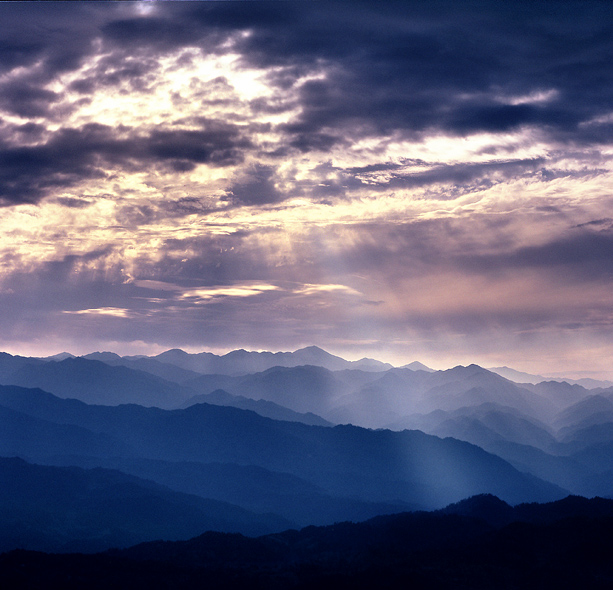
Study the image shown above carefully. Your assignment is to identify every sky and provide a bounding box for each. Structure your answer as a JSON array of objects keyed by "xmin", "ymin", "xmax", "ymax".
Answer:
[{"xmin": 1, "ymin": 1, "xmax": 613, "ymax": 376}]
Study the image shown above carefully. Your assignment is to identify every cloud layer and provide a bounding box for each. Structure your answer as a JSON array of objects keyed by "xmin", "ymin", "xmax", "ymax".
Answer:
[{"xmin": 0, "ymin": 1, "xmax": 612, "ymax": 374}]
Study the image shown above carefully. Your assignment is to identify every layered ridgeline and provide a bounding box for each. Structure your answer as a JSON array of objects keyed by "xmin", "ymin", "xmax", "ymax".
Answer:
[
  {"xmin": 2, "ymin": 494, "xmax": 613, "ymax": 589},
  {"xmin": 0, "ymin": 347, "xmax": 612, "ymax": 554},
  {"xmin": 0, "ymin": 384, "xmax": 563, "ymax": 552}
]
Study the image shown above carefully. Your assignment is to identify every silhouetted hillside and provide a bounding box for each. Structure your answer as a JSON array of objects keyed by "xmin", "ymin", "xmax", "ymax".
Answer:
[
  {"xmin": 0, "ymin": 457, "xmax": 290, "ymax": 553},
  {"xmin": 1, "ymin": 347, "xmax": 612, "ymax": 588},
  {"xmin": 72, "ymin": 457, "xmax": 410, "ymax": 528},
  {"xmin": 1, "ymin": 495, "xmax": 612, "ymax": 589}
]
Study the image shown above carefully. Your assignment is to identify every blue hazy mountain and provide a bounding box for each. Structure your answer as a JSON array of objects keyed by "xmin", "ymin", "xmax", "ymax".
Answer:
[
  {"xmin": 489, "ymin": 366, "xmax": 613, "ymax": 389},
  {"xmin": 390, "ymin": 403, "xmax": 558, "ymax": 452},
  {"xmin": 82, "ymin": 352, "xmax": 203, "ymax": 384},
  {"xmin": 3, "ymin": 347, "xmax": 613, "ymax": 590},
  {"xmin": 3, "ymin": 347, "xmax": 613, "ymax": 560},
  {"xmin": 488, "ymin": 365, "xmax": 548, "ymax": 385},
  {"xmin": 1, "ymin": 357, "xmax": 192, "ymax": 408},
  {"xmin": 399, "ymin": 360, "xmax": 435, "ymax": 372},
  {"xmin": 384, "ymin": 400, "xmax": 613, "ymax": 496},
  {"xmin": 554, "ymin": 394, "xmax": 613, "ymax": 433},
  {"xmin": 0, "ymin": 387, "xmax": 407, "ymax": 527},
  {"xmin": 0, "ymin": 385, "xmax": 565, "ymax": 511},
  {"xmin": 326, "ymin": 365, "xmax": 560, "ymax": 428},
  {"xmin": 181, "ymin": 363, "xmax": 569, "ymax": 428},
  {"xmin": 152, "ymin": 345, "xmax": 393, "ymax": 375},
  {"xmin": 67, "ymin": 457, "xmax": 411, "ymax": 528},
  {"xmin": 180, "ymin": 389, "xmax": 333, "ymax": 427},
  {"xmin": 0, "ymin": 402, "xmax": 129, "ymax": 459},
  {"xmin": 0, "ymin": 457, "xmax": 291, "ymax": 553},
  {"xmin": 0, "ymin": 352, "xmax": 46, "ymax": 382},
  {"xmin": 2, "ymin": 352, "xmax": 605, "ymax": 498},
  {"xmin": 525, "ymin": 380, "xmax": 593, "ymax": 409},
  {"xmin": 3, "ymin": 350, "xmax": 592, "ymax": 433},
  {"xmin": 187, "ymin": 364, "xmax": 349, "ymax": 415},
  {"xmin": 0, "ymin": 352, "xmax": 606, "ymax": 478}
]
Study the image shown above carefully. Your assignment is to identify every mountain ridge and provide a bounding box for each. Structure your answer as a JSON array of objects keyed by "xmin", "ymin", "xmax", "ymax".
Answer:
[
  {"xmin": 0, "ymin": 384, "xmax": 566, "ymax": 511},
  {"xmin": 2, "ymin": 494, "xmax": 613, "ymax": 589}
]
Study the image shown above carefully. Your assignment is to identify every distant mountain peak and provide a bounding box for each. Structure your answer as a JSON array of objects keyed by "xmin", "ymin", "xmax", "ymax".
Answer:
[
  {"xmin": 82, "ymin": 351, "xmax": 122, "ymax": 362},
  {"xmin": 446, "ymin": 363, "xmax": 487, "ymax": 375},
  {"xmin": 40, "ymin": 352, "xmax": 76, "ymax": 362},
  {"xmin": 293, "ymin": 345, "xmax": 338, "ymax": 358},
  {"xmin": 295, "ymin": 345, "xmax": 327, "ymax": 353},
  {"xmin": 401, "ymin": 361, "xmax": 434, "ymax": 372},
  {"xmin": 488, "ymin": 366, "xmax": 546, "ymax": 385}
]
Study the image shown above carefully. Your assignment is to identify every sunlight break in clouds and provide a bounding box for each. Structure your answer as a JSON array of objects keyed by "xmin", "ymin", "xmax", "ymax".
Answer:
[{"xmin": 0, "ymin": 1, "xmax": 612, "ymax": 373}]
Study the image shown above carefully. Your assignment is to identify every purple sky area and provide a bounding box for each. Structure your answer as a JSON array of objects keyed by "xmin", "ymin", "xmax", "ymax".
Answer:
[{"xmin": 1, "ymin": 1, "xmax": 613, "ymax": 376}]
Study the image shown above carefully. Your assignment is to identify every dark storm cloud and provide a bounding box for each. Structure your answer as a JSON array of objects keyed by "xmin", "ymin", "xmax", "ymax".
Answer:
[
  {"xmin": 375, "ymin": 158, "xmax": 545, "ymax": 192},
  {"xmin": 0, "ymin": 81, "xmax": 61, "ymax": 119},
  {"xmin": 457, "ymin": 230, "xmax": 613, "ymax": 281},
  {"xmin": 0, "ymin": 3, "xmax": 104, "ymax": 79},
  {"xmin": 295, "ymin": 158, "xmax": 549, "ymax": 202},
  {"xmin": 0, "ymin": 5, "xmax": 102, "ymax": 122},
  {"xmin": 2, "ymin": 248, "xmax": 117, "ymax": 305},
  {"xmin": 146, "ymin": 127, "xmax": 250, "ymax": 168},
  {"xmin": 446, "ymin": 103, "xmax": 582, "ymax": 135},
  {"xmin": 11, "ymin": 123, "xmax": 46, "ymax": 141},
  {"xmin": 102, "ymin": 16, "xmax": 200, "ymax": 48},
  {"xmin": 225, "ymin": 164, "xmax": 284, "ymax": 206},
  {"xmin": 118, "ymin": 217, "xmax": 613, "ymax": 341},
  {"xmin": 25, "ymin": 0, "xmax": 599, "ymax": 158},
  {"xmin": 575, "ymin": 218, "xmax": 613, "ymax": 229},
  {"xmin": 2, "ymin": 1, "xmax": 613, "ymax": 364},
  {"xmin": 142, "ymin": 231, "xmax": 275, "ymax": 286},
  {"xmin": 68, "ymin": 57, "xmax": 158, "ymax": 95},
  {"xmin": 126, "ymin": 227, "xmax": 333, "ymax": 290},
  {"xmin": 9, "ymin": 3, "xmax": 613, "ymax": 120},
  {"xmin": 186, "ymin": 0, "xmax": 613, "ymax": 146},
  {"xmin": 254, "ymin": 219, "xmax": 613, "ymax": 292},
  {"xmin": 0, "ymin": 39, "xmax": 44, "ymax": 74},
  {"xmin": 0, "ymin": 121, "xmax": 251, "ymax": 205},
  {"xmin": 1, "ymin": 1, "xmax": 612, "ymax": 204},
  {"xmin": 53, "ymin": 197, "xmax": 93, "ymax": 209}
]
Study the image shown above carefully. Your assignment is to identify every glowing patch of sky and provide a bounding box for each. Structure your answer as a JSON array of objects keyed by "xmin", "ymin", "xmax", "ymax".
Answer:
[{"xmin": 0, "ymin": 1, "xmax": 612, "ymax": 374}]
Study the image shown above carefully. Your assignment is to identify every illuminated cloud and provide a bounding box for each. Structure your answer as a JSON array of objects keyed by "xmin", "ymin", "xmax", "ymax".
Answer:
[
  {"xmin": 294, "ymin": 284, "xmax": 362, "ymax": 297},
  {"xmin": 0, "ymin": 1, "xmax": 612, "ymax": 373},
  {"xmin": 179, "ymin": 283, "xmax": 281, "ymax": 303},
  {"xmin": 63, "ymin": 307, "xmax": 134, "ymax": 318}
]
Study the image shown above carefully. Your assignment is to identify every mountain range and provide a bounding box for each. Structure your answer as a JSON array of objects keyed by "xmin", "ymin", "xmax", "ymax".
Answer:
[
  {"xmin": 0, "ymin": 345, "xmax": 612, "ymax": 583},
  {"xmin": 1, "ymin": 494, "xmax": 612, "ymax": 589}
]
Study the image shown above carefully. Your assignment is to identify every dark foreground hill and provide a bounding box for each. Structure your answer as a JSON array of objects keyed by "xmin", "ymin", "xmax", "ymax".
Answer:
[
  {"xmin": 0, "ymin": 457, "xmax": 290, "ymax": 553},
  {"xmin": 1, "ymin": 495, "xmax": 612, "ymax": 589}
]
